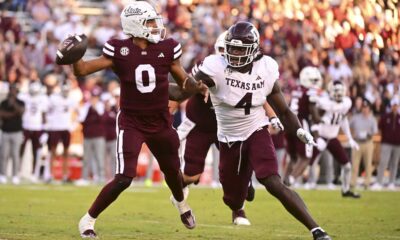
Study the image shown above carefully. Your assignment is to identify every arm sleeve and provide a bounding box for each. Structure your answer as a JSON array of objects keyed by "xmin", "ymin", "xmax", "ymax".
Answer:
[
  {"xmin": 267, "ymin": 56, "xmax": 279, "ymax": 82},
  {"xmin": 102, "ymin": 40, "xmax": 116, "ymax": 59},
  {"xmin": 198, "ymin": 55, "xmax": 219, "ymax": 78},
  {"xmin": 173, "ymin": 43, "xmax": 182, "ymax": 60},
  {"xmin": 340, "ymin": 116, "xmax": 354, "ymax": 140}
]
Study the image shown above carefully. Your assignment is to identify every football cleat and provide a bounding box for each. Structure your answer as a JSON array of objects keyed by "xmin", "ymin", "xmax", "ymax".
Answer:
[
  {"xmin": 246, "ymin": 182, "xmax": 255, "ymax": 202},
  {"xmin": 170, "ymin": 192, "xmax": 196, "ymax": 229},
  {"xmin": 180, "ymin": 210, "xmax": 196, "ymax": 229},
  {"xmin": 342, "ymin": 190, "xmax": 361, "ymax": 199},
  {"xmin": 79, "ymin": 213, "xmax": 97, "ymax": 239},
  {"xmin": 312, "ymin": 229, "xmax": 332, "ymax": 240},
  {"xmin": 232, "ymin": 209, "xmax": 251, "ymax": 226}
]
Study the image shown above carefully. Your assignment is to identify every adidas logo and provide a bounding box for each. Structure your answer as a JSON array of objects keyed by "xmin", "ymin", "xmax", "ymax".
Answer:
[
  {"xmin": 256, "ymin": 75, "xmax": 262, "ymax": 81},
  {"xmin": 158, "ymin": 52, "xmax": 165, "ymax": 58}
]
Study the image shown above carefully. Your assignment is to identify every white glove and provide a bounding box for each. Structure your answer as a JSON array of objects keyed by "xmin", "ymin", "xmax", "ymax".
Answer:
[
  {"xmin": 316, "ymin": 137, "xmax": 327, "ymax": 151},
  {"xmin": 296, "ymin": 128, "xmax": 317, "ymax": 146},
  {"xmin": 349, "ymin": 138, "xmax": 360, "ymax": 150},
  {"xmin": 270, "ymin": 117, "xmax": 284, "ymax": 131}
]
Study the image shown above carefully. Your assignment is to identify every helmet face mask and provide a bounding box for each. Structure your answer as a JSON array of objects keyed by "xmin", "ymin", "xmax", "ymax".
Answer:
[
  {"xmin": 121, "ymin": 2, "xmax": 166, "ymax": 43},
  {"xmin": 141, "ymin": 16, "xmax": 166, "ymax": 43},
  {"xmin": 224, "ymin": 22, "xmax": 260, "ymax": 68},
  {"xmin": 329, "ymin": 81, "xmax": 346, "ymax": 102},
  {"xmin": 225, "ymin": 42, "xmax": 258, "ymax": 67}
]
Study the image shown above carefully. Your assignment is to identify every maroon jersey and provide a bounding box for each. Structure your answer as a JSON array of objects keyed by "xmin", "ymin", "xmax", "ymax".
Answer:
[
  {"xmin": 103, "ymin": 37, "xmax": 182, "ymax": 132},
  {"xmin": 82, "ymin": 107, "xmax": 105, "ymax": 138},
  {"xmin": 186, "ymin": 94, "xmax": 217, "ymax": 132},
  {"xmin": 103, "ymin": 106, "xmax": 118, "ymax": 141},
  {"xmin": 289, "ymin": 85, "xmax": 318, "ymax": 121}
]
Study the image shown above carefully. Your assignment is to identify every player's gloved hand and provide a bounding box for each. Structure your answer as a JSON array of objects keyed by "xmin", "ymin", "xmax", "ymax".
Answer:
[
  {"xmin": 348, "ymin": 138, "xmax": 360, "ymax": 150},
  {"xmin": 316, "ymin": 137, "xmax": 327, "ymax": 151},
  {"xmin": 39, "ymin": 133, "xmax": 49, "ymax": 145},
  {"xmin": 296, "ymin": 128, "xmax": 317, "ymax": 146},
  {"xmin": 270, "ymin": 117, "xmax": 284, "ymax": 131}
]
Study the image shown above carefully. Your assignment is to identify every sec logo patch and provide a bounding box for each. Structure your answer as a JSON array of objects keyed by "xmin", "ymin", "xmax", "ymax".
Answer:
[{"xmin": 120, "ymin": 47, "xmax": 129, "ymax": 56}]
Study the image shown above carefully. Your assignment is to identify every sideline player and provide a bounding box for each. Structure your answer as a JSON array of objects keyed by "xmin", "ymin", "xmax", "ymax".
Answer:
[
  {"xmin": 283, "ymin": 66, "xmax": 322, "ymax": 185},
  {"xmin": 46, "ymin": 84, "xmax": 78, "ymax": 182},
  {"xmin": 19, "ymin": 82, "xmax": 48, "ymax": 176},
  {"xmin": 293, "ymin": 81, "xmax": 360, "ymax": 198},
  {"xmin": 64, "ymin": 2, "xmax": 207, "ymax": 238},
  {"xmin": 194, "ymin": 22, "xmax": 331, "ymax": 240}
]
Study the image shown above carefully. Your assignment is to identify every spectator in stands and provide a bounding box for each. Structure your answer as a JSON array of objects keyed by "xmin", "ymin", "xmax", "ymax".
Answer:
[
  {"xmin": 371, "ymin": 98, "xmax": 400, "ymax": 190},
  {"xmin": 103, "ymin": 87, "xmax": 119, "ymax": 181},
  {"xmin": 76, "ymin": 86, "xmax": 106, "ymax": 185},
  {"xmin": 350, "ymin": 99, "xmax": 378, "ymax": 190},
  {"xmin": 0, "ymin": 83, "xmax": 25, "ymax": 184}
]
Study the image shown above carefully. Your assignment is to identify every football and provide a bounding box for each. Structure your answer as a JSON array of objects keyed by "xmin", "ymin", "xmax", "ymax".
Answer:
[{"xmin": 55, "ymin": 34, "xmax": 88, "ymax": 65}]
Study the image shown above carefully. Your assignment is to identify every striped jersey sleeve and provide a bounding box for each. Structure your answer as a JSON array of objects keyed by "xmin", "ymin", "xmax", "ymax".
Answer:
[
  {"xmin": 102, "ymin": 40, "xmax": 115, "ymax": 58},
  {"xmin": 173, "ymin": 42, "xmax": 182, "ymax": 60}
]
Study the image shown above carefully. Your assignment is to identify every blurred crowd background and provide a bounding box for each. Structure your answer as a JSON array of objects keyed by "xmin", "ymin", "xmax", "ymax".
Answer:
[{"xmin": 0, "ymin": 0, "xmax": 399, "ymax": 189}]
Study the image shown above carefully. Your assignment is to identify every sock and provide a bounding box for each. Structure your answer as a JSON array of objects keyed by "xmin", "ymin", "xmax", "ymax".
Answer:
[
  {"xmin": 341, "ymin": 162, "xmax": 351, "ymax": 192},
  {"xmin": 88, "ymin": 175, "xmax": 132, "ymax": 218},
  {"xmin": 164, "ymin": 170, "xmax": 184, "ymax": 202},
  {"xmin": 311, "ymin": 227, "xmax": 325, "ymax": 234}
]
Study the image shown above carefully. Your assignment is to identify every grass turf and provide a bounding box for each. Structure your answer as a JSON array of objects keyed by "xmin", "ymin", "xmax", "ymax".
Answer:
[{"xmin": 0, "ymin": 185, "xmax": 399, "ymax": 240}]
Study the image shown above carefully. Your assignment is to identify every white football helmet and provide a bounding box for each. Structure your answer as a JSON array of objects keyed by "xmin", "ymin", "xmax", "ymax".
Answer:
[
  {"xmin": 299, "ymin": 66, "xmax": 323, "ymax": 89},
  {"xmin": 120, "ymin": 1, "xmax": 165, "ymax": 43},
  {"xmin": 328, "ymin": 80, "xmax": 346, "ymax": 102},
  {"xmin": 214, "ymin": 31, "xmax": 227, "ymax": 55}
]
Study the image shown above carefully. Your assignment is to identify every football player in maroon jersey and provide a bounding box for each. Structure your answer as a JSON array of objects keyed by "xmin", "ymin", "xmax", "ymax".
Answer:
[{"xmin": 69, "ymin": 2, "xmax": 207, "ymax": 238}]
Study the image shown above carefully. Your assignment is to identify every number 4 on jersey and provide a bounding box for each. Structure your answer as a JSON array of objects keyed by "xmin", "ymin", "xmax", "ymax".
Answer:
[{"xmin": 235, "ymin": 92, "xmax": 253, "ymax": 115}]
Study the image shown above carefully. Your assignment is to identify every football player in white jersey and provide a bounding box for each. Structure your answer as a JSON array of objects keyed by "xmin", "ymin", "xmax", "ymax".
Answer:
[
  {"xmin": 193, "ymin": 22, "xmax": 331, "ymax": 240},
  {"xmin": 46, "ymin": 84, "xmax": 79, "ymax": 182},
  {"xmin": 170, "ymin": 31, "xmax": 285, "ymax": 207},
  {"xmin": 19, "ymin": 82, "xmax": 48, "ymax": 175},
  {"xmin": 311, "ymin": 81, "xmax": 360, "ymax": 198}
]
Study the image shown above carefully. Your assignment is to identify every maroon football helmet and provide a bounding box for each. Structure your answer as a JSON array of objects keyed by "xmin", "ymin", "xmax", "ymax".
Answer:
[{"xmin": 224, "ymin": 21, "xmax": 260, "ymax": 68}]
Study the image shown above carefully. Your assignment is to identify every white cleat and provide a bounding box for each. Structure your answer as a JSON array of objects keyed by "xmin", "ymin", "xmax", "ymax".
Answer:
[
  {"xmin": 370, "ymin": 183, "xmax": 383, "ymax": 191},
  {"xmin": 75, "ymin": 179, "xmax": 90, "ymax": 186},
  {"xmin": 233, "ymin": 216, "xmax": 251, "ymax": 226},
  {"xmin": 304, "ymin": 182, "xmax": 317, "ymax": 190},
  {"xmin": 232, "ymin": 209, "xmax": 251, "ymax": 226},
  {"xmin": 326, "ymin": 183, "xmax": 336, "ymax": 190},
  {"xmin": 170, "ymin": 194, "xmax": 196, "ymax": 229},
  {"xmin": 78, "ymin": 213, "xmax": 97, "ymax": 239},
  {"xmin": 0, "ymin": 175, "xmax": 7, "ymax": 184},
  {"xmin": 11, "ymin": 176, "xmax": 20, "ymax": 185},
  {"xmin": 387, "ymin": 184, "xmax": 396, "ymax": 191}
]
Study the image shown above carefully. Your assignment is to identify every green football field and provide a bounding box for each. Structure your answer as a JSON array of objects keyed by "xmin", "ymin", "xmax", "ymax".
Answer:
[{"xmin": 0, "ymin": 185, "xmax": 399, "ymax": 240}]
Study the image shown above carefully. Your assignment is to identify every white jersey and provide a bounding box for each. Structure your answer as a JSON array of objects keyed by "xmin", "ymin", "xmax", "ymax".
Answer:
[
  {"xmin": 46, "ymin": 93, "xmax": 79, "ymax": 131},
  {"xmin": 199, "ymin": 55, "xmax": 278, "ymax": 142},
  {"xmin": 317, "ymin": 96, "xmax": 352, "ymax": 139},
  {"xmin": 20, "ymin": 94, "xmax": 49, "ymax": 131}
]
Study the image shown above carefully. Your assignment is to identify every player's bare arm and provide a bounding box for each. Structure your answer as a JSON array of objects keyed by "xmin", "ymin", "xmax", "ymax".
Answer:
[
  {"xmin": 267, "ymin": 82, "xmax": 301, "ymax": 134},
  {"xmin": 170, "ymin": 59, "xmax": 209, "ymax": 97},
  {"xmin": 264, "ymin": 102, "xmax": 284, "ymax": 131},
  {"xmin": 267, "ymin": 82, "xmax": 315, "ymax": 145},
  {"xmin": 168, "ymin": 83, "xmax": 192, "ymax": 102},
  {"xmin": 72, "ymin": 56, "xmax": 113, "ymax": 77}
]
